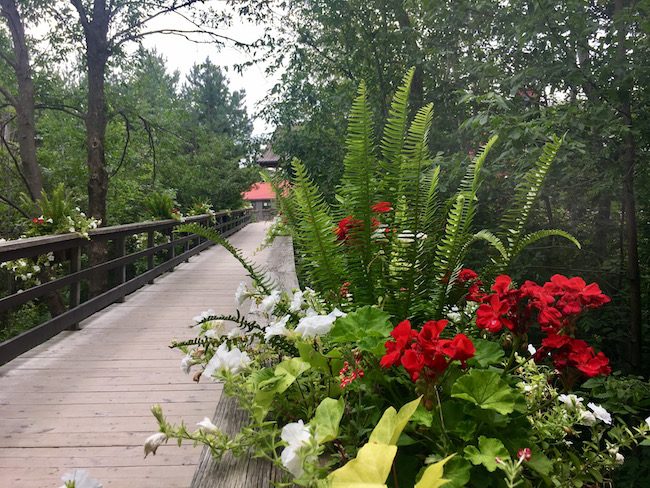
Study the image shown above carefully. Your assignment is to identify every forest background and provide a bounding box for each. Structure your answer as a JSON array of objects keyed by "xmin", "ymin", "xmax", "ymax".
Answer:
[{"xmin": 0, "ymin": 0, "xmax": 648, "ymax": 376}]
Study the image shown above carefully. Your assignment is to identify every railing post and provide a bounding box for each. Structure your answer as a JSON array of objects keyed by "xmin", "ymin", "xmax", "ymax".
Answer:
[
  {"xmin": 115, "ymin": 236, "xmax": 126, "ymax": 303},
  {"xmin": 167, "ymin": 227, "xmax": 175, "ymax": 272},
  {"xmin": 147, "ymin": 230, "xmax": 155, "ymax": 284},
  {"xmin": 68, "ymin": 245, "xmax": 81, "ymax": 330}
]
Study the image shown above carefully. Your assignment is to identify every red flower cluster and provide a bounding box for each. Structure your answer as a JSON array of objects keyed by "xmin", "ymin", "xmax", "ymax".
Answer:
[
  {"xmin": 335, "ymin": 216, "xmax": 380, "ymax": 241},
  {"xmin": 474, "ymin": 274, "xmax": 611, "ymax": 378},
  {"xmin": 372, "ymin": 201, "xmax": 393, "ymax": 213},
  {"xmin": 339, "ymin": 357, "xmax": 365, "ymax": 388},
  {"xmin": 32, "ymin": 217, "xmax": 45, "ymax": 225},
  {"xmin": 534, "ymin": 334, "xmax": 611, "ymax": 377},
  {"xmin": 457, "ymin": 268, "xmax": 485, "ymax": 302},
  {"xmin": 380, "ymin": 319, "xmax": 475, "ymax": 381}
]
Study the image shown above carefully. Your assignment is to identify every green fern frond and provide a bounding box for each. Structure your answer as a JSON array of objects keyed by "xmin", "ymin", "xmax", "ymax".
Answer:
[
  {"xmin": 177, "ymin": 223, "xmax": 275, "ymax": 294},
  {"xmin": 512, "ymin": 229, "xmax": 581, "ymax": 257},
  {"xmin": 462, "ymin": 230, "xmax": 508, "ymax": 261},
  {"xmin": 379, "ymin": 67, "xmax": 415, "ymax": 202},
  {"xmin": 500, "ymin": 135, "xmax": 563, "ymax": 247},
  {"xmin": 291, "ymin": 158, "xmax": 346, "ymax": 296},
  {"xmin": 460, "ymin": 135, "xmax": 499, "ymax": 195}
]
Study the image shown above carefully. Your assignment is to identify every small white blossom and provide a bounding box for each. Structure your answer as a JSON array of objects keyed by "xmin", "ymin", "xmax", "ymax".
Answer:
[
  {"xmin": 645, "ymin": 416, "xmax": 650, "ymax": 428},
  {"xmin": 558, "ymin": 394, "xmax": 584, "ymax": 410},
  {"xmin": 202, "ymin": 343, "xmax": 251, "ymax": 380},
  {"xmin": 180, "ymin": 354, "xmax": 193, "ymax": 374},
  {"xmin": 32, "ymin": 265, "xmax": 41, "ymax": 273},
  {"xmin": 588, "ymin": 402, "xmax": 612, "ymax": 425},
  {"xmin": 68, "ymin": 227, "xmax": 76, "ymax": 233},
  {"xmin": 192, "ymin": 309, "xmax": 215, "ymax": 324},
  {"xmin": 616, "ymin": 452, "xmax": 625, "ymax": 464},
  {"xmin": 59, "ymin": 469, "xmax": 102, "ymax": 488},
  {"xmin": 295, "ymin": 309, "xmax": 345, "ymax": 338},
  {"xmin": 527, "ymin": 344, "xmax": 537, "ymax": 355},
  {"xmin": 289, "ymin": 290, "xmax": 304, "ymax": 312},
  {"xmin": 260, "ymin": 290, "xmax": 282, "ymax": 313},
  {"xmin": 280, "ymin": 420, "xmax": 313, "ymax": 477},
  {"xmin": 46, "ymin": 218, "xmax": 54, "ymax": 223},
  {"xmin": 197, "ymin": 417, "xmax": 219, "ymax": 433},
  {"xmin": 235, "ymin": 282, "xmax": 249, "ymax": 306},
  {"xmin": 265, "ymin": 315, "xmax": 290, "ymax": 340},
  {"xmin": 203, "ymin": 320, "xmax": 242, "ymax": 339},
  {"xmin": 144, "ymin": 432, "xmax": 168, "ymax": 457}
]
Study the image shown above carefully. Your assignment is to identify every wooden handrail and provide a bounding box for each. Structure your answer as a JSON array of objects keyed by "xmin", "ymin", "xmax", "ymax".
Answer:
[{"xmin": 0, "ymin": 209, "xmax": 252, "ymax": 365}]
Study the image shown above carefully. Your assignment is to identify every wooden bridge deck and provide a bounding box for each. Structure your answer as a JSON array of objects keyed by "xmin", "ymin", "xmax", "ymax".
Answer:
[{"xmin": 0, "ymin": 222, "xmax": 270, "ymax": 488}]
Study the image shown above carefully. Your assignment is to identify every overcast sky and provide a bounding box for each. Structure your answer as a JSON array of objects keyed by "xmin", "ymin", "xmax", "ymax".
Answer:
[{"xmin": 141, "ymin": 6, "xmax": 279, "ymax": 137}]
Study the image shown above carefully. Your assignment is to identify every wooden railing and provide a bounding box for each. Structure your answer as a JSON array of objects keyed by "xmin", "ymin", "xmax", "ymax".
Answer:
[{"xmin": 0, "ymin": 209, "xmax": 252, "ymax": 366}]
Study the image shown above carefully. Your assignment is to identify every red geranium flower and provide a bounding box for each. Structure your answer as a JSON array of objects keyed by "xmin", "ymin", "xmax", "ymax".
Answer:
[
  {"xmin": 372, "ymin": 201, "xmax": 393, "ymax": 213},
  {"xmin": 458, "ymin": 268, "xmax": 479, "ymax": 283},
  {"xmin": 476, "ymin": 295, "xmax": 514, "ymax": 333}
]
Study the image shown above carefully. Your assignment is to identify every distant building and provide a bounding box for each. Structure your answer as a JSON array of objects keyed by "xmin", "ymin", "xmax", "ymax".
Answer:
[{"xmin": 242, "ymin": 146, "xmax": 284, "ymax": 220}]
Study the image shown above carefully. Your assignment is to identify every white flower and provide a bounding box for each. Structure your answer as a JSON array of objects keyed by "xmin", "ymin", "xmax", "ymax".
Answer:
[
  {"xmin": 201, "ymin": 343, "xmax": 251, "ymax": 380},
  {"xmin": 588, "ymin": 402, "xmax": 612, "ymax": 424},
  {"xmin": 235, "ymin": 282, "xmax": 249, "ymax": 306},
  {"xmin": 144, "ymin": 432, "xmax": 168, "ymax": 457},
  {"xmin": 280, "ymin": 420, "xmax": 313, "ymax": 477},
  {"xmin": 203, "ymin": 320, "xmax": 242, "ymax": 339},
  {"xmin": 446, "ymin": 309, "xmax": 461, "ymax": 323},
  {"xmin": 59, "ymin": 469, "xmax": 102, "ymax": 488},
  {"xmin": 289, "ymin": 290, "xmax": 304, "ymax": 312},
  {"xmin": 197, "ymin": 417, "xmax": 219, "ymax": 433},
  {"xmin": 260, "ymin": 290, "xmax": 282, "ymax": 313},
  {"xmin": 558, "ymin": 394, "xmax": 584, "ymax": 410},
  {"xmin": 616, "ymin": 452, "xmax": 625, "ymax": 464},
  {"xmin": 294, "ymin": 309, "xmax": 345, "ymax": 338},
  {"xmin": 265, "ymin": 315, "xmax": 290, "ymax": 340},
  {"xmin": 645, "ymin": 416, "xmax": 650, "ymax": 428},
  {"xmin": 527, "ymin": 344, "xmax": 537, "ymax": 355},
  {"xmin": 180, "ymin": 354, "xmax": 193, "ymax": 374},
  {"xmin": 32, "ymin": 265, "xmax": 41, "ymax": 273},
  {"xmin": 192, "ymin": 309, "xmax": 215, "ymax": 324},
  {"xmin": 69, "ymin": 227, "xmax": 75, "ymax": 233},
  {"xmin": 46, "ymin": 218, "xmax": 53, "ymax": 223},
  {"xmin": 579, "ymin": 410, "xmax": 597, "ymax": 426},
  {"xmin": 48, "ymin": 252, "xmax": 55, "ymax": 261}
]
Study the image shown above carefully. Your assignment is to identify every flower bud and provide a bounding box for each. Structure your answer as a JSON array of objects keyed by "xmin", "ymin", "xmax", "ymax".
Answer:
[{"xmin": 144, "ymin": 432, "xmax": 167, "ymax": 458}]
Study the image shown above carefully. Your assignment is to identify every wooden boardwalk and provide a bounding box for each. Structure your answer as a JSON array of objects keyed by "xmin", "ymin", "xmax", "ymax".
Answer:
[{"xmin": 0, "ymin": 222, "xmax": 269, "ymax": 488}]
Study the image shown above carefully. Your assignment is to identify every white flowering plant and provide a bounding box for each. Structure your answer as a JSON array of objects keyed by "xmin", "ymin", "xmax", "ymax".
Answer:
[{"xmin": 145, "ymin": 72, "xmax": 650, "ymax": 486}]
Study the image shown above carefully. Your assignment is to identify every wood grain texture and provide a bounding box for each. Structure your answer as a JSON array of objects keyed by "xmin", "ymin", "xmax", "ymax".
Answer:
[
  {"xmin": 0, "ymin": 222, "xmax": 269, "ymax": 488},
  {"xmin": 191, "ymin": 236, "xmax": 298, "ymax": 488}
]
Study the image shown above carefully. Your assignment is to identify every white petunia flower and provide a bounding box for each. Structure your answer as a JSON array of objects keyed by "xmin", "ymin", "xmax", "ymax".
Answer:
[
  {"xmin": 265, "ymin": 315, "xmax": 290, "ymax": 340},
  {"xmin": 69, "ymin": 227, "xmax": 75, "ymax": 233},
  {"xmin": 294, "ymin": 309, "xmax": 345, "ymax": 339},
  {"xmin": 558, "ymin": 394, "xmax": 584, "ymax": 410},
  {"xmin": 197, "ymin": 417, "xmax": 219, "ymax": 433},
  {"xmin": 201, "ymin": 343, "xmax": 251, "ymax": 380},
  {"xmin": 527, "ymin": 344, "xmax": 537, "ymax": 355},
  {"xmin": 280, "ymin": 420, "xmax": 313, "ymax": 477},
  {"xmin": 32, "ymin": 265, "xmax": 40, "ymax": 273},
  {"xmin": 645, "ymin": 416, "xmax": 650, "ymax": 428},
  {"xmin": 260, "ymin": 290, "xmax": 282, "ymax": 313},
  {"xmin": 616, "ymin": 452, "xmax": 625, "ymax": 464},
  {"xmin": 587, "ymin": 402, "xmax": 612, "ymax": 425},
  {"xmin": 289, "ymin": 290, "xmax": 304, "ymax": 312},
  {"xmin": 235, "ymin": 282, "xmax": 249, "ymax": 306},
  {"xmin": 192, "ymin": 309, "xmax": 215, "ymax": 324},
  {"xmin": 59, "ymin": 469, "xmax": 102, "ymax": 488},
  {"xmin": 579, "ymin": 410, "xmax": 597, "ymax": 426},
  {"xmin": 180, "ymin": 354, "xmax": 193, "ymax": 374},
  {"xmin": 144, "ymin": 432, "xmax": 168, "ymax": 457}
]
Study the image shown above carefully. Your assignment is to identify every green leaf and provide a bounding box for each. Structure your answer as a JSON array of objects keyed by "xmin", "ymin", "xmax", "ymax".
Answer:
[
  {"xmin": 468, "ymin": 339, "xmax": 505, "ymax": 368},
  {"xmin": 451, "ymin": 370, "xmax": 523, "ymax": 415},
  {"xmin": 527, "ymin": 448, "xmax": 553, "ymax": 476},
  {"xmin": 328, "ymin": 306, "xmax": 392, "ymax": 356},
  {"xmin": 464, "ymin": 436, "xmax": 510, "ymax": 472},
  {"xmin": 369, "ymin": 397, "xmax": 422, "ymax": 445},
  {"xmin": 328, "ymin": 443, "xmax": 397, "ymax": 487},
  {"xmin": 415, "ymin": 455, "xmax": 454, "ymax": 488},
  {"xmin": 297, "ymin": 342, "xmax": 333, "ymax": 373},
  {"xmin": 311, "ymin": 397, "xmax": 345, "ymax": 443},
  {"xmin": 254, "ymin": 358, "xmax": 311, "ymax": 416},
  {"xmin": 442, "ymin": 457, "xmax": 472, "ymax": 488}
]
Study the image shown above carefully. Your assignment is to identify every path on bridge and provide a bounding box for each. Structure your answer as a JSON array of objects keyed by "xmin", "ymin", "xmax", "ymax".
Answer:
[{"xmin": 0, "ymin": 222, "xmax": 269, "ymax": 488}]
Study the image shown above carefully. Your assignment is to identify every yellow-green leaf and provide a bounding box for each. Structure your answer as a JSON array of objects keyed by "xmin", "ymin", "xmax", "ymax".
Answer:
[
  {"xmin": 369, "ymin": 396, "xmax": 421, "ymax": 445},
  {"xmin": 415, "ymin": 455, "xmax": 454, "ymax": 488},
  {"xmin": 328, "ymin": 443, "xmax": 397, "ymax": 487}
]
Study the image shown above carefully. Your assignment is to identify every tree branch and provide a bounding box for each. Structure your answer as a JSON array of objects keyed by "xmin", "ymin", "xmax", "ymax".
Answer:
[
  {"xmin": 114, "ymin": 28, "xmax": 251, "ymax": 48},
  {"xmin": 0, "ymin": 193, "xmax": 30, "ymax": 218},
  {"xmin": 0, "ymin": 84, "xmax": 17, "ymax": 106},
  {"xmin": 109, "ymin": 110, "xmax": 131, "ymax": 178},
  {"xmin": 0, "ymin": 114, "xmax": 31, "ymax": 194},
  {"xmin": 69, "ymin": 0, "xmax": 90, "ymax": 31},
  {"xmin": 35, "ymin": 103, "xmax": 85, "ymax": 119}
]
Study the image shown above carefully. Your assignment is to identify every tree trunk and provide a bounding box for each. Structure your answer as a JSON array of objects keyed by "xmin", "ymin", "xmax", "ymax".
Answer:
[
  {"xmin": 614, "ymin": 0, "xmax": 642, "ymax": 369},
  {"xmin": 0, "ymin": 0, "xmax": 43, "ymax": 201}
]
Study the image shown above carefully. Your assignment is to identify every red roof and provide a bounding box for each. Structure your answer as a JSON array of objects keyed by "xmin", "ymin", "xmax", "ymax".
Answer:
[{"xmin": 242, "ymin": 182, "xmax": 276, "ymax": 201}]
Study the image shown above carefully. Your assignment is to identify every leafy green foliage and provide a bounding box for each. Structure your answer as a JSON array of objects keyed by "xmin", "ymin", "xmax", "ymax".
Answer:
[
  {"xmin": 464, "ymin": 436, "xmax": 510, "ymax": 472},
  {"xmin": 451, "ymin": 370, "xmax": 524, "ymax": 415},
  {"xmin": 328, "ymin": 306, "xmax": 392, "ymax": 356}
]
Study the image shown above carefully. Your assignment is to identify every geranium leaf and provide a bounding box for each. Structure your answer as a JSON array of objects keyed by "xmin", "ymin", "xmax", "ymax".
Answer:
[
  {"xmin": 451, "ymin": 370, "xmax": 522, "ymax": 415},
  {"xmin": 328, "ymin": 306, "xmax": 392, "ymax": 355},
  {"xmin": 464, "ymin": 436, "xmax": 510, "ymax": 472},
  {"xmin": 468, "ymin": 339, "xmax": 505, "ymax": 368},
  {"xmin": 311, "ymin": 397, "xmax": 345, "ymax": 444},
  {"xmin": 415, "ymin": 454, "xmax": 454, "ymax": 488},
  {"xmin": 369, "ymin": 396, "xmax": 421, "ymax": 445}
]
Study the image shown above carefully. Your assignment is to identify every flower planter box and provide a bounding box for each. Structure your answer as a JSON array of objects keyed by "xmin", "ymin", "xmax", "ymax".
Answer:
[{"xmin": 191, "ymin": 235, "xmax": 298, "ymax": 487}]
